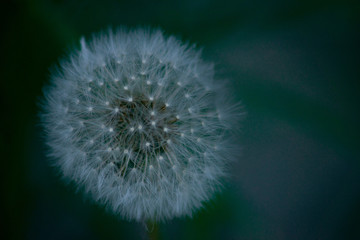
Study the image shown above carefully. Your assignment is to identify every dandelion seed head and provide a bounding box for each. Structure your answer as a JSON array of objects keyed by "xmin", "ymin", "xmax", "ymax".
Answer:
[{"xmin": 40, "ymin": 28, "xmax": 242, "ymax": 221}]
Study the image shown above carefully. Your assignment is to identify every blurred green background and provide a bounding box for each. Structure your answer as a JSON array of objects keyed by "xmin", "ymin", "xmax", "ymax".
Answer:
[{"xmin": 1, "ymin": 0, "xmax": 360, "ymax": 239}]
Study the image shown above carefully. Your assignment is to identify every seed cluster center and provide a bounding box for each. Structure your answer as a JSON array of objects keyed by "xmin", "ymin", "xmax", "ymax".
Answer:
[{"xmin": 112, "ymin": 95, "xmax": 178, "ymax": 159}]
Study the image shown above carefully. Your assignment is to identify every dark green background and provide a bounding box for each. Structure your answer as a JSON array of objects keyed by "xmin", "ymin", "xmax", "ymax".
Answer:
[{"xmin": 1, "ymin": 0, "xmax": 360, "ymax": 239}]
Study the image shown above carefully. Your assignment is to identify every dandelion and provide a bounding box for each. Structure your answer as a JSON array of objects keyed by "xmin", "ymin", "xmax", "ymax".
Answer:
[{"xmin": 40, "ymin": 28, "xmax": 241, "ymax": 222}]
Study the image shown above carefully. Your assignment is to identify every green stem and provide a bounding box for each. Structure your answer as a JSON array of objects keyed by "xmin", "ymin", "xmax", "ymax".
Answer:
[{"xmin": 146, "ymin": 220, "xmax": 159, "ymax": 240}]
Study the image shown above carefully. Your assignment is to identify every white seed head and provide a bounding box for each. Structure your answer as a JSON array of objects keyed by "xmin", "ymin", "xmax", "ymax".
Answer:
[{"xmin": 40, "ymin": 28, "xmax": 242, "ymax": 222}]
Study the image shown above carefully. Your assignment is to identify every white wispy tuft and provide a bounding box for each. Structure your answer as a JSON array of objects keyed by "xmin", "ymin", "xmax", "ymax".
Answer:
[{"xmin": 40, "ymin": 28, "xmax": 242, "ymax": 221}]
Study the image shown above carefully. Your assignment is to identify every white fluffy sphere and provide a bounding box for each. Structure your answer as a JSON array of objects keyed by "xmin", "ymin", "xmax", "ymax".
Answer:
[{"xmin": 41, "ymin": 28, "xmax": 241, "ymax": 221}]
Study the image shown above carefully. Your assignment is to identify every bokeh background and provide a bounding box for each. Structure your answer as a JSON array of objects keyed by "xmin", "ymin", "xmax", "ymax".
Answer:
[{"xmin": 1, "ymin": 0, "xmax": 360, "ymax": 239}]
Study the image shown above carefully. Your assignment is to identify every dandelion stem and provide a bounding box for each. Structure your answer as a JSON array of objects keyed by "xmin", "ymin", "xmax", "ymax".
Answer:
[{"xmin": 146, "ymin": 220, "xmax": 159, "ymax": 240}]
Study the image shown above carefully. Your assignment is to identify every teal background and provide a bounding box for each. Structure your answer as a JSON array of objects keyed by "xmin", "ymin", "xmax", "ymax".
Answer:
[{"xmin": 1, "ymin": 0, "xmax": 359, "ymax": 239}]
